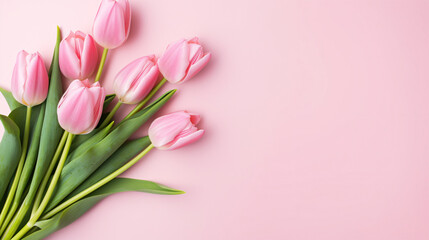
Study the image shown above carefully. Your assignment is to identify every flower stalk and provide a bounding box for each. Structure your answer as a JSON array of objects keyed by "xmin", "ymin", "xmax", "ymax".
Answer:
[
  {"xmin": 11, "ymin": 133, "xmax": 74, "ymax": 240},
  {"xmin": 0, "ymin": 107, "xmax": 32, "ymax": 233},
  {"xmin": 94, "ymin": 48, "xmax": 108, "ymax": 82},
  {"xmin": 42, "ymin": 144, "xmax": 154, "ymax": 220}
]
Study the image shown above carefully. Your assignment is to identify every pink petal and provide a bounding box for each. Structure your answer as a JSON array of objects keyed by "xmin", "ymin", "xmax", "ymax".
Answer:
[
  {"xmin": 11, "ymin": 50, "xmax": 29, "ymax": 104},
  {"xmin": 181, "ymin": 52, "xmax": 211, "ymax": 83},
  {"xmin": 148, "ymin": 111, "xmax": 192, "ymax": 148},
  {"xmin": 59, "ymin": 36, "xmax": 81, "ymax": 79},
  {"xmin": 163, "ymin": 129, "xmax": 205, "ymax": 150},
  {"xmin": 158, "ymin": 39, "xmax": 190, "ymax": 83},
  {"xmin": 92, "ymin": 0, "xmax": 128, "ymax": 49},
  {"xmin": 80, "ymin": 34, "xmax": 98, "ymax": 79}
]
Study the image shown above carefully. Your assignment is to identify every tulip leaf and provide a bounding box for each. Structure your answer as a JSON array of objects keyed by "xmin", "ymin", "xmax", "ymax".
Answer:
[
  {"xmin": 0, "ymin": 88, "xmax": 23, "ymax": 111},
  {"xmin": 15, "ymin": 104, "xmax": 46, "ymax": 202},
  {"xmin": 103, "ymin": 94, "xmax": 116, "ymax": 110},
  {"xmin": 46, "ymin": 89, "xmax": 176, "ymax": 211},
  {"xmin": 65, "ymin": 121, "xmax": 114, "ymax": 165},
  {"xmin": 25, "ymin": 26, "xmax": 63, "ymax": 204},
  {"xmin": 8, "ymin": 105, "xmax": 42, "ymax": 143},
  {"xmin": 0, "ymin": 115, "xmax": 21, "ymax": 200},
  {"xmin": 66, "ymin": 136, "xmax": 151, "ymax": 200},
  {"xmin": 23, "ymin": 178, "xmax": 184, "ymax": 240}
]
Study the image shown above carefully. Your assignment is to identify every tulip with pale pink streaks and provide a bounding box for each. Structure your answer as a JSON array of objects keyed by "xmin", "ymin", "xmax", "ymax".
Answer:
[
  {"xmin": 114, "ymin": 55, "xmax": 159, "ymax": 104},
  {"xmin": 92, "ymin": 0, "xmax": 131, "ymax": 49},
  {"xmin": 158, "ymin": 37, "xmax": 211, "ymax": 84},
  {"xmin": 57, "ymin": 79, "xmax": 105, "ymax": 135},
  {"xmin": 59, "ymin": 31, "xmax": 98, "ymax": 80},
  {"xmin": 11, "ymin": 50, "xmax": 49, "ymax": 107},
  {"xmin": 148, "ymin": 111, "xmax": 204, "ymax": 150}
]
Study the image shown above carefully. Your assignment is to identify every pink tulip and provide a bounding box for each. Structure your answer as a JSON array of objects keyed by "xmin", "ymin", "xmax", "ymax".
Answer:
[
  {"xmin": 11, "ymin": 50, "xmax": 49, "ymax": 107},
  {"xmin": 57, "ymin": 79, "xmax": 105, "ymax": 135},
  {"xmin": 92, "ymin": 0, "xmax": 131, "ymax": 49},
  {"xmin": 157, "ymin": 37, "xmax": 211, "ymax": 84},
  {"xmin": 113, "ymin": 55, "xmax": 159, "ymax": 104},
  {"xmin": 148, "ymin": 111, "xmax": 204, "ymax": 150},
  {"xmin": 59, "ymin": 31, "xmax": 98, "ymax": 80}
]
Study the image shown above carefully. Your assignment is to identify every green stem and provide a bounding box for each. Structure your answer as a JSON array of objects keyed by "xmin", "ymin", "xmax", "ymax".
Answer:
[
  {"xmin": 0, "ymin": 131, "xmax": 67, "ymax": 240},
  {"xmin": 0, "ymin": 202, "xmax": 18, "ymax": 237},
  {"xmin": 11, "ymin": 133, "xmax": 74, "ymax": 240},
  {"xmin": 0, "ymin": 107, "xmax": 31, "ymax": 231},
  {"xmin": 122, "ymin": 78, "xmax": 167, "ymax": 121},
  {"xmin": 32, "ymin": 131, "xmax": 68, "ymax": 214},
  {"xmin": 94, "ymin": 48, "xmax": 108, "ymax": 82},
  {"xmin": 42, "ymin": 144, "xmax": 154, "ymax": 220},
  {"xmin": 98, "ymin": 101, "xmax": 122, "ymax": 129}
]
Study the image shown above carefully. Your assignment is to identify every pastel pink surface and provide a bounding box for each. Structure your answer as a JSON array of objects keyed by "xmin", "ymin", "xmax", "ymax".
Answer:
[{"xmin": 0, "ymin": 0, "xmax": 429, "ymax": 240}]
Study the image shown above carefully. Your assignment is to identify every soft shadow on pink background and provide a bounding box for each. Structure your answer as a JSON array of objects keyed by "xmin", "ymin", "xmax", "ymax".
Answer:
[{"xmin": 1, "ymin": 0, "xmax": 429, "ymax": 239}]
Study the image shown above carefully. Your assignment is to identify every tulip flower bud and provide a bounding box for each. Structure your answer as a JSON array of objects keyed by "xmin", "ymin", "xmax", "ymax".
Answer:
[
  {"xmin": 57, "ymin": 79, "xmax": 105, "ymax": 135},
  {"xmin": 113, "ymin": 55, "xmax": 159, "ymax": 104},
  {"xmin": 157, "ymin": 37, "xmax": 211, "ymax": 84},
  {"xmin": 11, "ymin": 50, "xmax": 49, "ymax": 107},
  {"xmin": 148, "ymin": 111, "xmax": 204, "ymax": 150},
  {"xmin": 92, "ymin": 0, "xmax": 131, "ymax": 49},
  {"xmin": 59, "ymin": 31, "xmax": 98, "ymax": 80}
]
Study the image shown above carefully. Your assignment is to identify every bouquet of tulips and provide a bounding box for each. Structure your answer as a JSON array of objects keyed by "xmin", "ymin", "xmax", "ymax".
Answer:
[{"xmin": 0, "ymin": 0, "xmax": 210, "ymax": 239}]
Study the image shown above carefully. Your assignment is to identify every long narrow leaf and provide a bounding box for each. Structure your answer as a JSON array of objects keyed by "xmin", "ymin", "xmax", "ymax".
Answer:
[
  {"xmin": 0, "ymin": 115, "xmax": 21, "ymax": 200},
  {"xmin": 16, "ymin": 105, "xmax": 46, "ymax": 201},
  {"xmin": 0, "ymin": 88, "xmax": 22, "ymax": 111},
  {"xmin": 66, "ymin": 136, "xmax": 151, "ymax": 200},
  {"xmin": 65, "ymin": 121, "xmax": 114, "ymax": 165},
  {"xmin": 23, "ymin": 178, "xmax": 184, "ymax": 240},
  {"xmin": 26, "ymin": 27, "xmax": 63, "ymax": 202},
  {"xmin": 46, "ymin": 89, "xmax": 176, "ymax": 211}
]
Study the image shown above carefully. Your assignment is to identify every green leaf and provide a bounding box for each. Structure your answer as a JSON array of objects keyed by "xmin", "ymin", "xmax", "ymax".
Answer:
[
  {"xmin": 46, "ymin": 89, "xmax": 176, "ymax": 211},
  {"xmin": 66, "ymin": 136, "xmax": 151, "ymax": 200},
  {"xmin": 26, "ymin": 26, "xmax": 63, "ymax": 203},
  {"xmin": 103, "ymin": 94, "xmax": 116, "ymax": 110},
  {"xmin": 65, "ymin": 121, "xmax": 114, "ymax": 165},
  {"xmin": 15, "ymin": 104, "xmax": 46, "ymax": 202},
  {"xmin": 0, "ymin": 115, "xmax": 21, "ymax": 199},
  {"xmin": 0, "ymin": 88, "xmax": 23, "ymax": 111},
  {"xmin": 23, "ymin": 178, "xmax": 184, "ymax": 240},
  {"xmin": 8, "ymin": 105, "xmax": 42, "ymax": 143}
]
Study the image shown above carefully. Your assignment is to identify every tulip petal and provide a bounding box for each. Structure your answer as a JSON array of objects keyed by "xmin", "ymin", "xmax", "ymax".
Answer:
[
  {"xmin": 163, "ymin": 129, "xmax": 205, "ymax": 150},
  {"xmin": 93, "ymin": 0, "xmax": 129, "ymax": 49},
  {"xmin": 80, "ymin": 34, "xmax": 98, "ymax": 79},
  {"xmin": 58, "ymin": 80, "xmax": 105, "ymax": 134},
  {"xmin": 148, "ymin": 111, "xmax": 191, "ymax": 148},
  {"xmin": 22, "ymin": 53, "xmax": 48, "ymax": 106},
  {"xmin": 158, "ymin": 39, "xmax": 190, "ymax": 84},
  {"xmin": 182, "ymin": 52, "xmax": 211, "ymax": 83},
  {"xmin": 11, "ymin": 51, "xmax": 29, "ymax": 104},
  {"xmin": 59, "ymin": 35, "xmax": 82, "ymax": 79}
]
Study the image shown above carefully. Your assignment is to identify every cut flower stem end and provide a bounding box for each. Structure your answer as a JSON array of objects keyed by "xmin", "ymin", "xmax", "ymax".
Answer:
[{"xmin": 11, "ymin": 132, "xmax": 74, "ymax": 240}]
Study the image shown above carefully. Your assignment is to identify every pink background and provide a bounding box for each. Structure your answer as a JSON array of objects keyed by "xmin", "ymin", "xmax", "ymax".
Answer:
[{"xmin": 1, "ymin": 0, "xmax": 429, "ymax": 239}]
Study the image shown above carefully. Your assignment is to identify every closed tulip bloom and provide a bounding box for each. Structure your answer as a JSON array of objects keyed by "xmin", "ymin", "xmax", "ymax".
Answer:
[
  {"xmin": 148, "ymin": 111, "xmax": 204, "ymax": 150},
  {"xmin": 93, "ymin": 0, "xmax": 131, "ymax": 49},
  {"xmin": 157, "ymin": 37, "xmax": 211, "ymax": 84},
  {"xmin": 11, "ymin": 50, "xmax": 49, "ymax": 107},
  {"xmin": 113, "ymin": 55, "xmax": 159, "ymax": 104},
  {"xmin": 57, "ymin": 79, "xmax": 105, "ymax": 134},
  {"xmin": 59, "ymin": 31, "xmax": 98, "ymax": 80}
]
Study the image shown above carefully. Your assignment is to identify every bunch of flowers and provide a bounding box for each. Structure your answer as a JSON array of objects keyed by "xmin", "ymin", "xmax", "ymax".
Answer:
[{"xmin": 0, "ymin": 0, "xmax": 211, "ymax": 239}]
